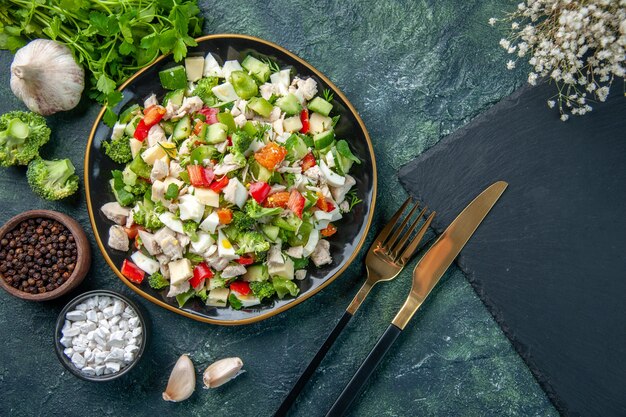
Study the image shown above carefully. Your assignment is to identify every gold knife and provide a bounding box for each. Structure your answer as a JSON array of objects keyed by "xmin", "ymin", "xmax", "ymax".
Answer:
[{"xmin": 325, "ymin": 181, "xmax": 508, "ymax": 417}]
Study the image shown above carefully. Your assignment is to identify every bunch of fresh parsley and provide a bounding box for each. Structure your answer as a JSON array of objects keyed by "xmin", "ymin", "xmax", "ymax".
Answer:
[{"xmin": 0, "ymin": 0, "xmax": 203, "ymax": 125}]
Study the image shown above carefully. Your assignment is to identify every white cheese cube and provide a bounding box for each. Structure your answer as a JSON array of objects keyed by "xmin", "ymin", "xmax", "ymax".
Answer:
[
  {"xmin": 207, "ymin": 287, "xmax": 230, "ymax": 307},
  {"xmin": 168, "ymin": 258, "xmax": 193, "ymax": 285},
  {"xmin": 185, "ymin": 56, "xmax": 205, "ymax": 82},
  {"xmin": 194, "ymin": 188, "xmax": 220, "ymax": 207}
]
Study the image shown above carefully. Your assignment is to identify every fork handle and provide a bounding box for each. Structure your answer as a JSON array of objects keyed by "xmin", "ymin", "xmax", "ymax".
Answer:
[
  {"xmin": 273, "ymin": 311, "xmax": 354, "ymax": 417},
  {"xmin": 325, "ymin": 324, "xmax": 402, "ymax": 417}
]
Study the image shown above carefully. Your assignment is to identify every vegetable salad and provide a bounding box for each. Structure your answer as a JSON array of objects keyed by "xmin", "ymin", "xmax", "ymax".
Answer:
[{"xmin": 101, "ymin": 52, "xmax": 362, "ymax": 309}]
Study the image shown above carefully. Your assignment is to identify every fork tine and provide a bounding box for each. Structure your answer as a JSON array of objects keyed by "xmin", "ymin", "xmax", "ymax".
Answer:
[
  {"xmin": 398, "ymin": 211, "xmax": 436, "ymax": 264},
  {"xmin": 389, "ymin": 206, "xmax": 427, "ymax": 256},
  {"xmin": 374, "ymin": 198, "xmax": 411, "ymax": 245},
  {"xmin": 384, "ymin": 201, "xmax": 420, "ymax": 251}
]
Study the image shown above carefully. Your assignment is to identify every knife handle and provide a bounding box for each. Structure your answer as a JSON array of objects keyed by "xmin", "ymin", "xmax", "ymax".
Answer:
[
  {"xmin": 273, "ymin": 311, "xmax": 354, "ymax": 417},
  {"xmin": 325, "ymin": 324, "xmax": 402, "ymax": 417}
]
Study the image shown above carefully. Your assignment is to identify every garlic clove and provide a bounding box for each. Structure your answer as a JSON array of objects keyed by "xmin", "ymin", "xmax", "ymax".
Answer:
[
  {"xmin": 10, "ymin": 39, "xmax": 85, "ymax": 116},
  {"xmin": 203, "ymin": 357, "xmax": 244, "ymax": 389},
  {"xmin": 162, "ymin": 354, "xmax": 196, "ymax": 402}
]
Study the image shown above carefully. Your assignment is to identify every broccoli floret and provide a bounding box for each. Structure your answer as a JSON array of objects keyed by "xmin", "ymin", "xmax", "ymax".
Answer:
[
  {"xmin": 235, "ymin": 231, "xmax": 270, "ymax": 255},
  {"xmin": 194, "ymin": 77, "xmax": 219, "ymax": 104},
  {"xmin": 228, "ymin": 293, "xmax": 243, "ymax": 310},
  {"xmin": 272, "ymin": 277, "xmax": 300, "ymax": 299},
  {"xmin": 231, "ymin": 210, "xmax": 255, "ymax": 231},
  {"xmin": 0, "ymin": 111, "xmax": 50, "ymax": 167},
  {"xmin": 102, "ymin": 136, "xmax": 132, "ymax": 164},
  {"xmin": 231, "ymin": 131, "xmax": 253, "ymax": 155},
  {"xmin": 183, "ymin": 220, "xmax": 199, "ymax": 241},
  {"xmin": 148, "ymin": 272, "xmax": 169, "ymax": 290},
  {"xmin": 249, "ymin": 281, "xmax": 276, "ymax": 302},
  {"xmin": 244, "ymin": 200, "xmax": 282, "ymax": 219},
  {"xmin": 128, "ymin": 179, "xmax": 150, "ymax": 197},
  {"xmin": 133, "ymin": 203, "xmax": 164, "ymax": 230},
  {"xmin": 26, "ymin": 158, "xmax": 79, "ymax": 201}
]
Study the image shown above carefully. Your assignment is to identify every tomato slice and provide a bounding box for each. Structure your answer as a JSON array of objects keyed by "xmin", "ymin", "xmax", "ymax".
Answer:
[
  {"xmin": 124, "ymin": 224, "xmax": 142, "ymax": 239},
  {"xmin": 321, "ymin": 223, "xmax": 337, "ymax": 237},
  {"xmin": 198, "ymin": 107, "xmax": 219, "ymax": 124},
  {"xmin": 230, "ymin": 281, "xmax": 251, "ymax": 296},
  {"xmin": 287, "ymin": 189, "xmax": 305, "ymax": 218},
  {"xmin": 316, "ymin": 191, "xmax": 336, "ymax": 212},
  {"xmin": 236, "ymin": 255, "xmax": 254, "ymax": 265},
  {"xmin": 121, "ymin": 259, "xmax": 145, "ymax": 284},
  {"xmin": 217, "ymin": 208, "xmax": 233, "ymax": 224},
  {"xmin": 254, "ymin": 142, "xmax": 287, "ymax": 171},
  {"xmin": 299, "ymin": 109, "xmax": 310, "ymax": 134},
  {"xmin": 301, "ymin": 152, "xmax": 316, "ymax": 171},
  {"xmin": 143, "ymin": 105, "xmax": 166, "ymax": 126},
  {"xmin": 133, "ymin": 119, "xmax": 150, "ymax": 141},
  {"xmin": 190, "ymin": 262, "xmax": 213, "ymax": 289},
  {"xmin": 209, "ymin": 176, "xmax": 229, "ymax": 193},
  {"xmin": 264, "ymin": 191, "xmax": 290, "ymax": 208},
  {"xmin": 249, "ymin": 182, "xmax": 271, "ymax": 204}
]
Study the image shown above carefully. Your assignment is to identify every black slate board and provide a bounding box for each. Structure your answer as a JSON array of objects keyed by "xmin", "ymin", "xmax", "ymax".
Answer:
[{"xmin": 398, "ymin": 82, "xmax": 626, "ymax": 417}]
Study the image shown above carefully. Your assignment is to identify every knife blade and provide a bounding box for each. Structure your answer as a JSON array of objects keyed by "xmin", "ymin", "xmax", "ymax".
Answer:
[{"xmin": 325, "ymin": 181, "xmax": 508, "ymax": 417}]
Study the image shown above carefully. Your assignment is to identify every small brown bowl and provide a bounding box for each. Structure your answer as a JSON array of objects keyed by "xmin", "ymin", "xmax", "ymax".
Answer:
[{"xmin": 0, "ymin": 210, "xmax": 91, "ymax": 301}]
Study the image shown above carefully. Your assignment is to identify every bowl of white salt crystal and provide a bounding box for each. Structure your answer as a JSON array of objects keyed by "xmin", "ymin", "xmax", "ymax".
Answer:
[{"xmin": 54, "ymin": 290, "xmax": 147, "ymax": 381}]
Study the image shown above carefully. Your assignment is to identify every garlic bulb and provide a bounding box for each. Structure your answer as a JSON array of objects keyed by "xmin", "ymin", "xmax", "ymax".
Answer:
[
  {"xmin": 10, "ymin": 39, "xmax": 84, "ymax": 116},
  {"xmin": 163, "ymin": 354, "xmax": 196, "ymax": 402},
  {"xmin": 203, "ymin": 357, "xmax": 244, "ymax": 389}
]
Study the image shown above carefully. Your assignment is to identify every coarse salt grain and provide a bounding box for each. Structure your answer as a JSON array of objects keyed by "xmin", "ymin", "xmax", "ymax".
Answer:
[{"xmin": 61, "ymin": 295, "xmax": 142, "ymax": 376}]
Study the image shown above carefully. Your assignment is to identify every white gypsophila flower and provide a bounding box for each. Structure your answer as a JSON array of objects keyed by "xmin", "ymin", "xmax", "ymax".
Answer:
[
  {"xmin": 561, "ymin": 114, "xmax": 569, "ymax": 121},
  {"xmin": 489, "ymin": 17, "xmax": 497, "ymax": 26},
  {"xmin": 492, "ymin": 0, "xmax": 625, "ymax": 120}
]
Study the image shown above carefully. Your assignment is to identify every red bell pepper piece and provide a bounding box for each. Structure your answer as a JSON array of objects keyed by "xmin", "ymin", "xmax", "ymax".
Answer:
[
  {"xmin": 287, "ymin": 189, "xmax": 305, "ymax": 218},
  {"xmin": 133, "ymin": 119, "xmax": 150, "ymax": 141},
  {"xmin": 236, "ymin": 255, "xmax": 254, "ymax": 265},
  {"xmin": 190, "ymin": 262, "xmax": 213, "ymax": 289},
  {"xmin": 121, "ymin": 259, "xmax": 145, "ymax": 284},
  {"xmin": 187, "ymin": 165, "xmax": 214, "ymax": 188},
  {"xmin": 301, "ymin": 152, "xmax": 316, "ymax": 171},
  {"xmin": 143, "ymin": 105, "xmax": 166, "ymax": 126},
  {"xmin": 209, "ymin": 176, "xmax": 229, "ymax": 193},
  {"xmin": 299, "ymin": 109, "xmax": 310, "ymax": 134},
  {"xmin": 249, "ymin": 182, "xmax": 271, "ymax": 204},
  {"xmin": 123, "ymin": 224, "xmax": 142, "ymax": 239},
  {"xmin": 316, "ymin": 191, "xmax": 336, "ymax": 212},
  {"xmin": 198, "ymin": 107, "xmax": 219, "ymax": 124},
  {"xmin": 230, "ymin": 281, "xmax": 251, "ymax": 296}
]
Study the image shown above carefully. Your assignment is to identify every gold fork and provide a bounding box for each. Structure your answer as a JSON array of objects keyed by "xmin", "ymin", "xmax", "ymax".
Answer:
[{"xmin": 273, "ymin": 198, "xmax": 435, "ymax": 417}]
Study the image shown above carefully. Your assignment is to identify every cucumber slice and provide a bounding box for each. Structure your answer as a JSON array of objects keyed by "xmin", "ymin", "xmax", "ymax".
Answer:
[
  {"xmin": 313, "ymin": 130, "xmax": 335, "ymax": 150},
  {"xmin": 124, "ymin": 115, "xmax": 141, "ymax": 136},
  {"xmin": 288, "ymin": 221, "xmax": 313, "ymax": 246},
  {"xmin": 162, "ymin": 120, "xmax": 175, "ymax": 136},
  {"xmin": 129, "ymin": 154, "xmax": 152, "ymax": 179},
  {"xmin": 119, "ymin": 104, "xmax": 141, "ymax": 124},
  {"xmin": 285, "ymin": 134, "xmax": 308, "ymax": 161},
  {"xmin": 163, "ymin": 89, "xmax": 185, "ymax": 107},
  {"xmin": 242, "ymin": 264, "xmax": 269, "ymax": 282},
  {"xmin": 250, "ymin": 160, "xmax": 272, "ymax": 182},
  {"xmin": 159, "ymin": 65, "xmax": 188, "ymax": 90},
  {"xmin": 230, "ymin": 70, "xmax": 258, "ymax": 99},
  {"xmin": 308, "ymin": 97, "xmax": 333, "ymax": 116},
  {"xmin": 217, "ymin": 112, "xmax": 236, "ymax": 133},
  {"xmin": 243, "ymin": 121, "xmax": 259, "ymax": 137},
  {"xmin": 248, "ymin": 97, "xmax": 273, "ymax": 118},
  {"xmin": 241, "ymin": 55, "xmax": 271, "ymax": 83},
  {"xmin": 276, "ymin": 93, "xmax": 302, "ymax": 116},
  {"xmin": 205, "ymin": 123, "xmax": 228, "ymax": 144},
  {"xmin": 190, "ymin": 145, "xmax": 216, "ymax": 165},
  {"xmin": 262, "ymin": 224, "xmax": 280, "ymax": 242},
  {"xmin": 283, "ymin": 115, "xmax": 303, "ymax": 133},
  {"xmin": 173, "ymin": 116, "xmax": 192, "ymax": 141}
]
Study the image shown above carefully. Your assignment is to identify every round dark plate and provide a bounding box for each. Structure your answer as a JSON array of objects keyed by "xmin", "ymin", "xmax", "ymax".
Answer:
[{"xmin": 85, "ymin": 34, "xmax": 377, "ymax": 325}]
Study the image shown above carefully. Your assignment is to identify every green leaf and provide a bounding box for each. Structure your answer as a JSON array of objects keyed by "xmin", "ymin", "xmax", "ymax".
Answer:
[
  {"xmin": 103, "ymin": 107, "xmax": 118, "ymax": 127},
  {"xmin": 96, "ymin": 74, "xmax": 117, "ymax": 94},
  {"xmin": 89, "ymin": 12, "xmax": 119, "ymax": 37},
  {"xmin": 228, "ymin": 293, "xmax": 243, "ymax": 310},
  {"xmin": 158, "ymin": 29, "xmax": 177, "ymax": 54},
  {"xmin": 165, "ymin": 183, "xmax": 180, "ymax": 200},
  {"xmin": 172, "ymin": 38, "xmax": 187, "ymax": 62},
  {"xmin": 119, "ymin": 41, "xmax": 136, "ymax": 56},
  {"xmin": 107, "ymin": 91, "xmax": 123, "ymax": 107},
  {"xmin": 42, "ymin": 17, "xmax": 61, "ymax": 40}
]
